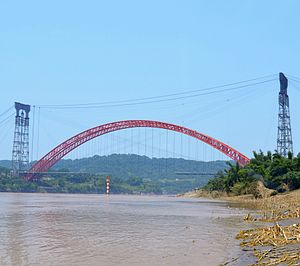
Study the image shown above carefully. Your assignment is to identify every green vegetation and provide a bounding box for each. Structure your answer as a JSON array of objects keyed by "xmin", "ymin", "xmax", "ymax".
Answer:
[
  {"xmin": 37, "ymin": 174, "xmax": 163, "ymax": 194},
  {"xmin": 0, "ymin": 167, "xmax": 39, "ymax": 192},
  {"xmin": 204, "ymin": 151, "xmax": 300, "ymax": 196},
  {"xmin": 0, "ymin": 168, "xmax": 162, "ymax": 194},
  {"xmin": 0, "ymin": 155, "xmax": 228, "ymax": 194}
]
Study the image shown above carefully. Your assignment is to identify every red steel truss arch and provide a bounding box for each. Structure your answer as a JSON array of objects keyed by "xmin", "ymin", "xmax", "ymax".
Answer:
[{"xmin": 25, "ymin": 120, "xmax": 250, "ymax": 180}]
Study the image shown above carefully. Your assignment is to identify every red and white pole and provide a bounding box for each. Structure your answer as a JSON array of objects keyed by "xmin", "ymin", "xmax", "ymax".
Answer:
[{"xmin": 106, "ymin": 176, "xmax": 110, "ymax": 195}]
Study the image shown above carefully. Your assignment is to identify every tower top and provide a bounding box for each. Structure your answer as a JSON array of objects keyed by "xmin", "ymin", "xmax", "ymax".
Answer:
[
  {"xmin": 14, "ymin": 102, "xmax": 30, "ymax": 117},
  {"xmin": 279, "ymin": 72, "xmax": 288, "ymax": 94}
]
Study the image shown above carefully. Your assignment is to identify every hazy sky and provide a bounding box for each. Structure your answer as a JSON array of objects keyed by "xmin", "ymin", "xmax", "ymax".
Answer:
[{"xmin": 0, "ymin": 0, "xmax": 300, "ymax": 160}]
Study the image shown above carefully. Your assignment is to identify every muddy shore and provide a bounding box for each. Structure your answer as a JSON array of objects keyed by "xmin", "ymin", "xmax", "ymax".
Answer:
[{"xmin": 182, "ymin": 189, "xmax": 300, "ymax": 265}]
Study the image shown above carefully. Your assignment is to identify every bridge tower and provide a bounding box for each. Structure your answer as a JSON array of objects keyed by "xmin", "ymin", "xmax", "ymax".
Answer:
[
  {"xmin": 277, "ymin": 73, "xmax": 293, "ymax": 157},
  {"xmin": 12, "ymin": 102, "xmax": 31, "ymax": 174}
]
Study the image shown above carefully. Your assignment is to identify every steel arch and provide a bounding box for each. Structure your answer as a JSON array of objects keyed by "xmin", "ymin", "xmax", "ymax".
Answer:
[{"xmin": 25, "ymin": 120, "xmax": 250, "ymax": 180}]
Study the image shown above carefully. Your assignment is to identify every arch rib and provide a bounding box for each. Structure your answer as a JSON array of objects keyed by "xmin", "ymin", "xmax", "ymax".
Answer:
[{"xmin": 25, "ymin": 120, "xmax": 250, "ymax": 180}]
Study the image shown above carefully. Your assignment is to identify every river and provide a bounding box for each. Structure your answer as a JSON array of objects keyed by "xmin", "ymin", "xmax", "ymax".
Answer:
[{"xmin": 0, "ymin": 193, "xmax": 250, "ymax": 265}]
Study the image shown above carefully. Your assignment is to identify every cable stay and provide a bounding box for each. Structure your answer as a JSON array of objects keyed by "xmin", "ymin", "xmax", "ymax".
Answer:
[
  {"xmin": 35, "ymin": 75, "xmax": 277, "ymax": 109},
  {"xmin": 0, "ymin": 106, "xmax": 14, "ymax": 119}
]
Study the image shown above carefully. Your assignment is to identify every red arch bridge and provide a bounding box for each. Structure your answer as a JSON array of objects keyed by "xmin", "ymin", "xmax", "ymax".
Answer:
[{"xmin": 24, "ymin": 120, "xmax": 250, "ymax": 181}]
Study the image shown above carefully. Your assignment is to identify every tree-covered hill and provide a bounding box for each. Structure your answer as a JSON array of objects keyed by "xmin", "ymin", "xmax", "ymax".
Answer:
[
  {"xmin": 0, "ymin": 154, "xmax": 228, "ymax": 194},
  {"xmin": 52, "ymin": 154, "xmax": 227, "ymax": 179},
  {"xmin": 0, "ymin": 160, "xmax": 11, "ymax": 169}
]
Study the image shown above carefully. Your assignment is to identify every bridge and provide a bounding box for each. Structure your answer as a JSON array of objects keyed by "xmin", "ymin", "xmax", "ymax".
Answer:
[
  {"xmin": 24, "ymin": 120, "xmax": 250, "ymax": 180},
  {"xmin": 5, "ymin": 73, "xmax": 295, "ymax": 182}
]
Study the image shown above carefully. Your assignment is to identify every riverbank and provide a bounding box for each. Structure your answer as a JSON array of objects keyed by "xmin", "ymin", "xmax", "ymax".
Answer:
[{"xmin": 183, "ymin": 189, "xmax": 300, "ymax": 265}]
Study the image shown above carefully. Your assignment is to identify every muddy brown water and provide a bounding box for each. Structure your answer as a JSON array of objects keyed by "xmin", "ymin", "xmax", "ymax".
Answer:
[{"xmin": 0, "ymin": 193, "xmax": 254, "ymax": 265}]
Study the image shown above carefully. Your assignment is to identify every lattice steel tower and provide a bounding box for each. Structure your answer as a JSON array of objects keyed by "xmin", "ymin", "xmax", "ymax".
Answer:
[
  {"xmin": 12, "ymin": 102, "xmax": 31, "ymax": 174},
  {"xmin": 277, "ymin": 73, "xmax": 293, "ymax": 157}
]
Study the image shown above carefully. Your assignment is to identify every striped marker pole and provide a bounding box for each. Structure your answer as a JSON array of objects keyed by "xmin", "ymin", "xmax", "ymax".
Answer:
[{"xmin": 106, "ymin": 176, "xmax": 110, "ymax": 195}]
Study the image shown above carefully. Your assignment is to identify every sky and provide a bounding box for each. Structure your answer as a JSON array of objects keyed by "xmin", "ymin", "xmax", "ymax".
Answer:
[{"xmin": 0, "ymin": 0, "xmax": 300, "ymax": 161}]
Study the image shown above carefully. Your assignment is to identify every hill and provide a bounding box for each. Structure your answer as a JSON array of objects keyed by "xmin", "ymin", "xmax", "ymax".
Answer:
[
  {"xmin": 0, "ymin": 154, "xmax": 229, "ymax": 194},
  {"xmin": 54, "ymin": 154, "xmax": 226, "ymax": 177},
  {"xmin": 0, "ymin": 160, "xmax": 11, "ymax": 169}
]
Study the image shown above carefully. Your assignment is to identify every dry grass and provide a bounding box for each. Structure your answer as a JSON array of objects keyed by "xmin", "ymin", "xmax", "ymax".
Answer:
[
  {"xmin": 228, "ymin": 189, "xmax": 300, "ymax": 222},
  {"xmin": 252, "ymin": 248, "xmax": 300, "ymax": 266},
  {"xmin": 236, "ymin": 223, "xmax": 300, "ymax": 247},
  {"xmin": 232, "ymin": 190, "xmax": 300, "ymax": 265}
]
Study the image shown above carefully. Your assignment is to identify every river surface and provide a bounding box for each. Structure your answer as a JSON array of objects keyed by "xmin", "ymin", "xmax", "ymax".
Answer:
[{"xmin": 0, "ymin": 193, "xmax": 249, "ymax": 266}]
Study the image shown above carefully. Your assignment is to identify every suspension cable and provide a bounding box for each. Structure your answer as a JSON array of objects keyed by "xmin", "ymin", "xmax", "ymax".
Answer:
[{"xmin": 36, "ymin": 76, "xmax": 276, "ymax": 109}]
